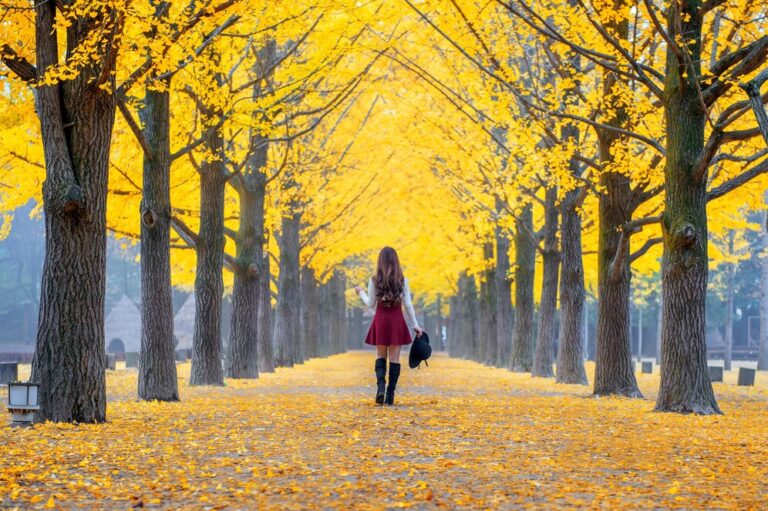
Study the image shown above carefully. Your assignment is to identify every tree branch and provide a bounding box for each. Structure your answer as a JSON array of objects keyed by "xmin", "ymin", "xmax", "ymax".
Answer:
[
  {"xmin": 707, "ymin": 157, "xmax": 768, "ymax": 201},
  {"xmin": 1, "ymin": 44, "xmax": 36, "ymax": 82}
]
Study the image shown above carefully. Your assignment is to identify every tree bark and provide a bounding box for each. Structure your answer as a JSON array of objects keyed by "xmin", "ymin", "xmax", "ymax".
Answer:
[
  {"xmin": 225, "ymin": 183, "xmax": 262, "ymax": 379},
  {"xmin": 592, "ymin": 0, "xmax": 641, "ymax": 398},
  {"xmin": 300, "ymin": 267, "xmax": 320, "ymax": 359},
  {"xmin": 594, "ymin": 170, "xmax": 641, "ymax": 396},
  {"xmin": 30, "ymin": 0, "xmax": 121, "ymax": 422},
  {"xmin": 760, "ymin": 206, "xmax": 768, "ymax": 370},
  {"xmin": 257, "ymin": 250, "xmax": 274, "ymax": 372},
  {"xmin": 478, "ymin": 241, "xmax": 497, "ymax": 365},
  {"xmin": 227, "ymin": 40, "xmax": 276, "ymax": 378},
  {"xmin": 655, "ymin": 0, "xmax": 720, "ymax": 414},
  {"xmin": 138, "ymin": 86, "xmax": 178, "ymax": 400},
  {"xmin": 189, "ymin": 136, "xmax": 227, "ymax": 386},
  {"xmin": 273, "ymin": 213, "xmax": 301, "ymax": 367},
  {"xmin": 329, "ymin": 272, "xmax": 347, "ymax": 355},
  {"xmin": 533, "ymin": 188, "xmax": 560, "ymax": 378},
  {"xmin": 557, "ymin": 186, "xmax": 588, "ymax": 384},
  {"xmin": 226, "ymin": 169, "xmax": 267, "ymax": 378},
  {"xmin": 454, "ymin": 272, "xmax": 478, "ymax": 359},
  {"xmin": 510, "ymin": 204, "xmax": 536, "ymax": 372},
  {"xmin": 495, "ymin": 225, "xmax": 514, "ymax": 368}
]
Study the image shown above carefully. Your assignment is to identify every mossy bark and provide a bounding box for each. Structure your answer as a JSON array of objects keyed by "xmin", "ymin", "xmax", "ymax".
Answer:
[{"xmin": 655, "ymin": 0, "xmax": 720, "ymax": 414}]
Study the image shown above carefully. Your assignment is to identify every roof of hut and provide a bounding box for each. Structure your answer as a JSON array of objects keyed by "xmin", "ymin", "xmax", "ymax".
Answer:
[{"xmin": 104, "ymin": 295, "xmax": 141, "ymax": 352}]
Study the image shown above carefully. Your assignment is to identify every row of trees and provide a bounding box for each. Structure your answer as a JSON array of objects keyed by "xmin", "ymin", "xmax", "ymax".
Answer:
[
  {"xmin": 2, "ymin": 0, "xmax": 767, "ymax": 422},
  {"xmin": 400, "ymin": 0, "xmax": 768, "ymax": 414},
  {"xmin": 0, "ymin": 0, "xmax": 393, "ymax": 422}
]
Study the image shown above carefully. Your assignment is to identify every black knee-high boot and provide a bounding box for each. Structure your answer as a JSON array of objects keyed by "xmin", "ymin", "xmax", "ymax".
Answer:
[
  {"xmin": 374, "ymin": 358, "xmax": 387, "ymax": 404},
  {"xmin": 385, "ymin": 362, "xmax": 401, "ymax": 405}
]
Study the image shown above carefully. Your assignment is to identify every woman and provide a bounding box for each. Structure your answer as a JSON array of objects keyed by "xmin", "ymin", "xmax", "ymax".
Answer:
[{"xmin": 356, "ymin": 247, "xmax": 423, "ymax": 405}]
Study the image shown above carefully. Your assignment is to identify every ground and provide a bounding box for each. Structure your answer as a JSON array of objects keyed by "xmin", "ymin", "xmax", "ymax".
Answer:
[{"xmin": 1, "ymin": 351, "xmax": 766, "ymax": 510}]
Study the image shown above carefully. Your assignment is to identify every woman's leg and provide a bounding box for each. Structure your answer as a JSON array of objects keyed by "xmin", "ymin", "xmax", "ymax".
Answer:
[
  {"xmin": 387, "ymin": 345, "xmax": 401, "ymax": 364},
  {"xmin": 385, "ymin": 346, "xmax": 402, "ymax": 405},
  {"xmin": 374, "ymin": 345, "xmax": 387, "ymax": 404}
]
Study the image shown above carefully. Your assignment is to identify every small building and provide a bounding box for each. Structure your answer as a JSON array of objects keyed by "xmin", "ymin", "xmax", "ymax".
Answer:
[
  {"xmin": 174, "ymin": 294, "xmax": 195, "ymax": 350},
  {"xmin": 104, "ymin": 295, "xmax": 141, "ymax": 353}
]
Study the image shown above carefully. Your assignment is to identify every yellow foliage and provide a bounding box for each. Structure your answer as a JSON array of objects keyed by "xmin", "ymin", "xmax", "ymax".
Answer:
[{"xmin": 1, "ymin": 352, "xmax": 766, "ymax": 509}]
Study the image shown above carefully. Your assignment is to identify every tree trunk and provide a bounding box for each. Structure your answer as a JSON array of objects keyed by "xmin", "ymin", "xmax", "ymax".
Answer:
[
  {"xmin": 301, "ymin": 267, "xmax": 320, "ymax": 358},
  {"xmin": 594, "ymin": 170, "xmax": 641, "ymax": 396},
  {"xmin": 226, "ymin": 170, "xmax": 267, "ymax": 378},
  {"xmin": 445, "ymin": 295, "xmax": 462, "ymax": 357},
  {"xmin": 318, "ymin": 278, "xmax": 332, "ymax": 356},
  {"xmin": 273, "ymin": 213, "xmax": 301, "ymax": 366},
  {"xmin": 760, "ymin": 207, "xmax": 768, "ymax": 370},
  {"xmin": 189, "ymin": 141, "xmax": 227, "ymax": 386},
  {"xmin": 257, "ymin": 250, "xmax": 274, "ymax": 372},
  {"xmin": 495, "ymin": 226, "xmax": 514, "ymax": 368},
  {"xmin": 592, "ymin": 0, "xmax": 641, "ymax": 397},
  {"xmin": 510, "ymin": 204, "xmax": 536, "ymax": 372},
  {"xmin": 533, "ymin": 188, "xmax": 560, "ymax": 378},
  {"xmin": 478, "ymin": 241, "xmax": 497, "ymax": 365},
  {"xmin": 329, "ymin": 272, "xmax": 346, "ymax": 355},
  {"xmin": 138, "ymin": 86, "xmax": 178, "ymax": 401},
  {"xmin": 655, "ymin": 0, "xmax": 720, "ymax": 414},
  {"xmin": 455, "ymin": 272, "xmax": 478, "ymax": 359},
  {"xmin": 228, "ymin": 40, "xmax": 276, "ymax": 377},
  {"xmin": 30, "ymin": 0, "xmax": 120, "ymax": 422},
  {"xmin": 557, "ymin": 187, "xmax": 587, "ymax": 384}
]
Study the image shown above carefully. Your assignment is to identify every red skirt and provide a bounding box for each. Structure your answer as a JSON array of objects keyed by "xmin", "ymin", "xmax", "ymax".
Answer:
[{"xmin": 365, "ymin": 303, "xmax": 413, "ymax": 346}]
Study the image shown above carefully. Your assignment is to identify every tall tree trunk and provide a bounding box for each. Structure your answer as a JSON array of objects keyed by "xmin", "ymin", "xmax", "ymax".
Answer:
[
  {"xmin": 760, "ymin": 207, "xmax": 768, "ymax": 370},
  {"xmin": 329, "ymin": 272, "xmax": 346, "ymax": 355},
  {"xmin": 257, "ymin": 250, "xmax": 274, "ymax": 372},
  {"xmin": 510, "ymin": 204, "xmax": 536, "ymax": 372},
  {"xmin": 318, "ymin": 278, "xmax": 332, "ymax": 356},
  {"xmin": 533, "ymin": 188, "xmax": 560, "ymax": 378},
  {"xmin": 225, "ymin": 184, "xmax": 262, "ymax": 378},
  {"xmin": 593, "ymin": 0, "xmax": 641, "ymax": 398},
  {"xmin": 495, "ymin": 225, "xmax": 514, "ymax": 368},
  {"xmin": 655, "ymin": 0, "xmax": 720, "ymax": 414},
  {"xmin": 557, "ymin": 187, "xmax": 587, "ymax": 384},
  {"xmin": 594, "ymin": 171, "xmax": 641, "ymax": 396},
  {"xmin": 227, "ymin": 40, "xmax": 276, "ymax": 377},
  {"xmin": 273, "ymin": 213, "xmax": 301, "ymax": 366},
  {"xmin": 456, "ymin": 272, "xmax": 478, "ymax": 359},
  {"xmin": 301, "ymin": 267, "xmax": 320, "ymax": 359},
  {"xmin": 448, "ymin": 295, "xmax": 460, "ymax": 356},
  {"xmin": 138, "ymin": 86, "xmax": 178, "ymax": 401},
  {"xmin": 226, "ymin": 170, "xmax": 267, "ymax": 378},
  {"xmin": 656, "ymin": 295, "xmax": 663, "ymax": 365},
  {"xmin": 189, "ymin": 138, "xmax": 227, "ymax": 386},
  {"xmin": 30, "ymin": 0, "xmax": 120, "ymax": 422},
  {"xmin": 479, "ymin": 241, "xmax": 497, "ymax": 365}
]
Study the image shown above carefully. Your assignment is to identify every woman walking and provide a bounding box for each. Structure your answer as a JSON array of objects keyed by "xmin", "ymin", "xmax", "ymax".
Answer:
[{"xmin": 356, "ymin": 247, "xmax": 423, "ymax": 405}]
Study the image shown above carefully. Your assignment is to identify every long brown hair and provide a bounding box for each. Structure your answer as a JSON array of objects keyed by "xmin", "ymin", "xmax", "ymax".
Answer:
[{"xmin": 373, "ymin": 247, "xmax": 405, "ymax": 307}]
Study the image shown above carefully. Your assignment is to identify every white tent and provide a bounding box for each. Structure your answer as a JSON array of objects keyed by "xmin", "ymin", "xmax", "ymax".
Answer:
[
  {"xmin": 174, "ymin": 294, "xmax": 195, "ymax": 350},
  {"xmin": 104, "ymin": 295, "xmax": 141, "ymax": 353}
]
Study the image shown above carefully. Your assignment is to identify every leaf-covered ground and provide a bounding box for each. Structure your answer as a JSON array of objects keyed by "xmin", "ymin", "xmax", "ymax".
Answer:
[{"xmin": 1, "ymin": 352, "xmax": 766, "ymax": 510}]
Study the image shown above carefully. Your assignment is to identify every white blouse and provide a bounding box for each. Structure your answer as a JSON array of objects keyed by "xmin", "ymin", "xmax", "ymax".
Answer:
[{"xmin": 359, "ymin": 277, "xmax": 421, "ymax": 330}]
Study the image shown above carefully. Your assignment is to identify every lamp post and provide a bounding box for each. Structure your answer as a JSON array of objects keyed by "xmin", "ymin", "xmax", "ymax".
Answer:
[{"xmin": 7, "ymin": 382, "xmax": 40, "ymax": 426}]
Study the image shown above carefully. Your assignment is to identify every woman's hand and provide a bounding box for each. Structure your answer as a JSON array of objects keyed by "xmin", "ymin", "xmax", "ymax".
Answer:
[
  {"xmin": 355, "ymin": 286, "xmax": 364, "ymax": 296},
  {"xmin": 415, "ymin": 327, "xmax": 423, "ymax": 338}
]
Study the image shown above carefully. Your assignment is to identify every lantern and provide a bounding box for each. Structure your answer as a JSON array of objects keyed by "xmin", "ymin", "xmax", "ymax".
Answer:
[{"xmin": 7, "ymin": 382, "xmax": 40, "ymax": 426}]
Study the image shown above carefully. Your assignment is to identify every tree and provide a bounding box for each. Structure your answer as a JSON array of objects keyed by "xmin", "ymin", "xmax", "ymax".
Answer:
[{"xmin": 1, "ymin": 0, "xmax": 126, "ymax": 422}]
